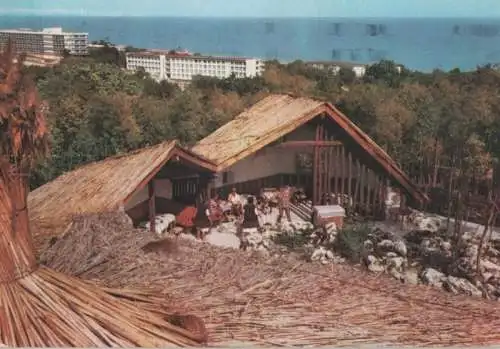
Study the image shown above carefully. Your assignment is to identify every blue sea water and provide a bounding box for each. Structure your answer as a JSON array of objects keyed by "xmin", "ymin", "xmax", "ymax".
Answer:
[{"xmin": 2, "ymin": 15, "xmax": 500, "ymax": 71}]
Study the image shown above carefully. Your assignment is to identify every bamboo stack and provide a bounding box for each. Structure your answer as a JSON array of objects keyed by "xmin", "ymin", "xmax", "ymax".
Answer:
[{"xmin": 0, "ymin": 44, "xmax": 202, "ymax": 347}]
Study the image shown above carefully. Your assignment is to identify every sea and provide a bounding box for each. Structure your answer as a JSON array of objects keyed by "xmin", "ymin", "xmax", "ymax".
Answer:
[{"xmin": 2, "ymin": 15, "xmax": 500, "ymax": 71}]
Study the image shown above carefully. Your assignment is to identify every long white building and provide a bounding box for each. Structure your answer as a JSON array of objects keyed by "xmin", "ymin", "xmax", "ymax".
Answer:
[
  {"xmin": 0, "ymin": 27, "xmax": 89, "ymax": 56},
  {"xmin": 305, "ymin": 60, "xmax": 368, "ymax": 77},
  {"xmin": 126, "ymin": 50, "xmax": 264, "ymax": 82}
]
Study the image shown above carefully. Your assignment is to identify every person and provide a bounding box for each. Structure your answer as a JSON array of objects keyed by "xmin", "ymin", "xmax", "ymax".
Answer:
[
  {"xmin": 176, "ymin": 200, "xmax": 197, "ymax": 229},
  {"xmin": 206, "ymin": 193, "xmax": 223, "ymax": 232},
  {"xmin": 277, "ymin": 185, "xmax": 292, "ymax": 224},
  {"xmin": 228, "ymin": 187, "xmax": 243, "ymax": 217},
  {"xmin": 242, "ymin": 196, "xmax": 261, "ymax": 229},
  {"xmin": 176, "ymin": 197, "xmax": 205, "ymax": 240}
]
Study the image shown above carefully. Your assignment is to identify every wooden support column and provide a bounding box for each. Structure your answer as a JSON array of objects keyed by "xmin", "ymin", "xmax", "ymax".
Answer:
[
  {"xmin": 148, "ymin": 180, "xmax": 156, "ymax": 233},
  {"xmin": 313, "ymin": 121, "xmax": 322, "ymax": 205}
]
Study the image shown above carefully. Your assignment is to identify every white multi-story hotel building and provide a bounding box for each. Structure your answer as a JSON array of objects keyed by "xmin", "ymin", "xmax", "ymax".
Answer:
[
  {"xmin": 305, "ymin": 61, "xmax": 368, "ymax": 78},
  {"xmin": 0, "ymin": 27, "xmax": 89, "ymax": 56},
  {"xmin": 126, "ymin": 50, "xmax": 264, "ymax": 82}
]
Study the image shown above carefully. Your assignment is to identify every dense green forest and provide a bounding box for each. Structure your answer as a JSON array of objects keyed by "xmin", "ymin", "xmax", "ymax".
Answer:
[{"xmin": 25, "ymin": 43, "xmax": 500, "ymax": 192}]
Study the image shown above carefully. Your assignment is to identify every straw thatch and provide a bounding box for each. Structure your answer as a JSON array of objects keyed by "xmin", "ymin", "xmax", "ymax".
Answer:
[
  {"xmin": 0, "ymin": 166, "xmax": 202, "ymax": 347},
  {"xmin": 0, "ymin": 47, "xmax": 203, "ymax": 347},
  {"xmin": 192, "ymin": 94, "xmax": 427, "ymax": 203},
  {"xmin": 28, "ymin": 140, "xmax": 216, "ymax": 246},
  {"xmin": 42, "ymin": 212, "xmax": 500, "ymax": 347}
]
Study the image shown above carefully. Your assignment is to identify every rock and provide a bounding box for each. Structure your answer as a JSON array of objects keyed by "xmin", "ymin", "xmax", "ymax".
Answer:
[
  {"xmin": 363, "ymin": 240, "xmax": 374, "ymax": 252},
  {"xmin": 403, "ymin": 269, "xmax": 420, "ymax": 285},
  {"xmin": 420, "ymin": 239, "xmax": 433, "ymax": 251},
  {"xmin": 394, "ymin": 240, "xmax": 408, "ymax": 257},
  {"xmin": 377, "ymin": 239, "xmax": 395, "ymax": 251},
  {"xmin": 386, "ymin": 252, "xmax": 398, "ymax": 258},
  {"xmin": 486, "ymin": 248, "xmax": 500, "ymax": 258},
  {"xmin": 334, "ymin": 256, "xmax": 346, "ymax": 264},
  {"xmin": 311, "ymin": 247, "xmax": 336, "ymax": 263},
  {"xmin": 443, "ymin": 276, "xmax": 482, "ymax": 297},
  {"xmin": 205, "ymin": 231, "xmax": 241, "ymax": 249},
  {"xmin": 256, "ymin": 245, "xmax": 270, "ymax": 258},
  {"xmin": 464, "ymin": 245, "xmax": 479, "ymax": 259},
  {"xmin": 482, "ymin": 272, "xmax": 495, "ymax": 283},
  {"xmin": 481, "ymin": 259, "xmax": 500, "ymax": 272},
  {"xmin": 366, "ymin": 255, "xmax": 384, "ymax": 273},
  {"xmin": 144, "ymin": 213, "xmax": 176, "ymax": 236},
  {"xmin": 420, "ymin": 268, "xmax": 445, "ymax": 288},
  {"xmin": 172, "ymin": 226, "xmax": 184, "ymax": 235},
  {"xmin": 411, "ymin": 214, "xmax": 442, "ymax": 233},
  {"xmin": 311, "ymin": 247, "xmax": 326, "ymax": 261},
  {"xmin": 449, "ymin": 257, "xmax": 475, "ymax": 279},
  {"xmin": 261, "ymin": 238, "xmax": 271, "ymax": 248},
  {"xmin": 389, "ymin": 268, "xmax": 404, "ymax": 282},
  {"xmin": 440, "ymin": 241, "xmax": 452, "ymax": 252},
  {"xmin": 387, "ymin": 256, "xmax": 406, "ymax": 272}
]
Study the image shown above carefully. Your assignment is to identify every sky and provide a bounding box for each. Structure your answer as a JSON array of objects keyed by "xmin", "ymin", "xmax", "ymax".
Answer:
[{"xmin": 2, "ymin": 0, "xmax": 500, "ymax": 18}]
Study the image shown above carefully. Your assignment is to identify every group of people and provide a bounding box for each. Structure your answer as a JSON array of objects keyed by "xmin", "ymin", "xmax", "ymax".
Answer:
[{"xmin": 206, "ymin": 185, "xmax": 294, "ymax": 232}]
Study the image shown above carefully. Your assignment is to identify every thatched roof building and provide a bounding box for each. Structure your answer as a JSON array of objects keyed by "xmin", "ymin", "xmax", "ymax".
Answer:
[
  {"xmin": 192, "ymin": 94, "xmax": 426, "ymax": 209},
  {"xmin": 29, "ymin": 140, "xmax": 216, "ymax": 246}
]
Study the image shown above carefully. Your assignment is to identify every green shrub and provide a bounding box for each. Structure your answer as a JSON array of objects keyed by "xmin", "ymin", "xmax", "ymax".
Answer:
[
  {"xmin": 334, "ymin": 224, "xmax": 371, "ymax": 262},
  {"xmin": 272, "ymin": 232, "xmax": 309, "ymax": 250}
]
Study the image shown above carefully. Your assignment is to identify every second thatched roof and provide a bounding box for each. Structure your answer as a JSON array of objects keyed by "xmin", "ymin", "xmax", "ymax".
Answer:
[{"xmin": 28, "ymin": 140, "xmax": 216, "ymax": 245}]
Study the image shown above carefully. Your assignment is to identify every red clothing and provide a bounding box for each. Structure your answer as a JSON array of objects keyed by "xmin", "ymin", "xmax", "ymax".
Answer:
[
  {"xmin": 279, "ymin": 187, "xmax": 292, "ymax": 208},
  {"xmin": 176, "ymin": 206, "xmax": 198, "ymax": 228}
]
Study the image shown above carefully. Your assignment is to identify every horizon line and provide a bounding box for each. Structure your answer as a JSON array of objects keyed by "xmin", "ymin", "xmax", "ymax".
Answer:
[{"xmin": 2, "ymin": 13, "xmax": 500, "ymax": 20}]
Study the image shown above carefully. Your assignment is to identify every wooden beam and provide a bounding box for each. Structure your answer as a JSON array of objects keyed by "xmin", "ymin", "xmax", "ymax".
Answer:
[
  {"xmin": 148, "ymin": 180, "xmax": 156, "ymax": 233},
  {"xmin": 313, "ymin": 124, "xmax": 321, "ymax": 205},
  {"xmin": 277, "ymin": 140, "xmax": 342, "ymax": 148}
]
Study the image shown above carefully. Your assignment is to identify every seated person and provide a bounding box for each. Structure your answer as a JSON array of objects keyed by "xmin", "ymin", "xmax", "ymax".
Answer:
[
  {"xmin": 228, "ymin": 187, "xmax": 243, "ymax": 217},
  {"xmin": 176, "ymin": 199, "xmax": 205, "ymax": 240},
  {"xmin": 176, "ymin": 202, "xmax": 197, "ymax": 229},
  {"xmin": 206, "ymin": 193, "xmax": 223, "ymax": 232}
]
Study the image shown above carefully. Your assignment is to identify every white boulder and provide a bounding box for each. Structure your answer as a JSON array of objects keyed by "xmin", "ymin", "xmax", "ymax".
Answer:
[{"xmin": 144, "ymin": 213, "xmax": 176, "ymax": 236}]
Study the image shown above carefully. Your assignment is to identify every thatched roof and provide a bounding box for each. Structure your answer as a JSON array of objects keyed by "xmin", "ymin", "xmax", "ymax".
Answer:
[
  {"xmin": 192, "ymin": 94, "xmax": 427, "ymax": 203},
  {"xmin": 29, "ymin": 140, "xmax": 216, "ymax": 241}
]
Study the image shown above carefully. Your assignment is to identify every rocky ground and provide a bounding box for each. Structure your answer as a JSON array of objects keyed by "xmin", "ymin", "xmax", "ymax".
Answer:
[{"xmin": 175, "ymin": 208, "xmax": 500, "ymax": 302}]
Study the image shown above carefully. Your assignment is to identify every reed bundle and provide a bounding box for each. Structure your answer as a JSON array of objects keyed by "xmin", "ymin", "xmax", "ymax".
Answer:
[
  {"xmin": 41, "ymin": 212, "xmax": 500, "ymax": 347},
  {"xmin": 0, "ymin": 45, "xmax": 201, "ymax": 347}
]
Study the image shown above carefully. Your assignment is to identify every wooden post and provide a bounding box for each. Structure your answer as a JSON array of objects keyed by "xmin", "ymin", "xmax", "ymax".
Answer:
[
  {"xmin": 313, "ymin": 122, "xmax": 320, "ymax": 205},
  {"xmin": 347, "ymin": 151, "xmax": 352, "ymax": 200},
  {"xmin": 326, "ymin": 136, "xmax": 333, "ymax": 195},
  {"xmin": 354, "ymin": 159, "xmax": 361, "ymax": 207},
  {"xmin": 360, "ymin": 163, "xmax": 365, "ymax": 208},
  {"xmin": 148, "ymin": 180, "xmax": 156, "ymax": 233},
  {"xmin": 318, "ymin": 124, "xmax": 325, "ymax": 203},
  {"xmin": 340, "ymin": 146, "xmax": 346, "ymax": 196},
  {"xmin": 333, "ymin": 145, "xmax": 339, "ymax": 195}
]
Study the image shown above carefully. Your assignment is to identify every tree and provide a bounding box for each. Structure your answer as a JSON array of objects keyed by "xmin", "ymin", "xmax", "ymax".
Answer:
[{"xmin": 364, "ymin": 60, "xmax": 406, "ymax": 86}]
